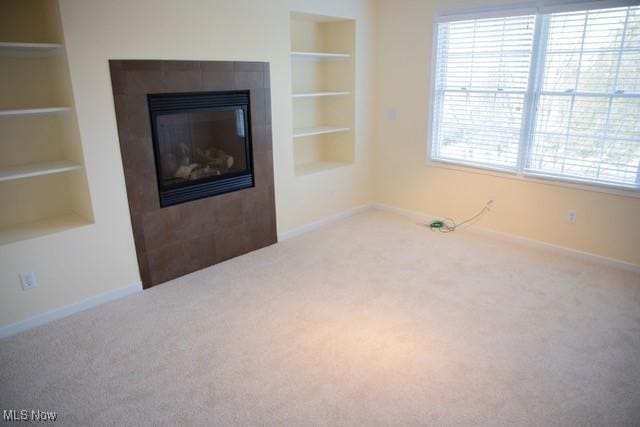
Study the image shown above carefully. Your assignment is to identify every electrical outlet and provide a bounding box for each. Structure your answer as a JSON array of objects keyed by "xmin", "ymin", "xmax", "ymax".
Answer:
[
  {"xmin": 567, "ymin": 210, "xmax": 577, "ymax": 224},
  {"xmin": 387, "ymin": 108, "xmax": 397, "ymax": 121},
  {"xmin": 19, "ymin": 272, "xmax": 38, "ymax": 291}
]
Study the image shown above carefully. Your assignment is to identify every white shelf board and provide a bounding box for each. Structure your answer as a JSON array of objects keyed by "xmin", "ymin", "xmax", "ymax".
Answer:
[
  {"xmin": 295, "ymin": 160, "xmax": 352, "ymax": 176},
  {"xmin": 291, "ymin": 51, "xmax": 351, "ymax": 61},
  {"xmin": 292, "ymin": 91, "xmax": 350, "ymax": 99},
  {"xmin": 293, "ymin": 126, "xmax": 351, "ymax": 138},
  {"xmin": 0, "ymin": 42, "xmax": 63, "ymax": 57},
  {"xmin": 0, "ymin": 107, "xmax": 71, "ymax": 117},
  {"xmin": 0, "ymin": 213, "xmax": 92, "ymax": 246},
  {"xmin": 0, "ymin": 160, "xmax": 82, "ymax": 182}
]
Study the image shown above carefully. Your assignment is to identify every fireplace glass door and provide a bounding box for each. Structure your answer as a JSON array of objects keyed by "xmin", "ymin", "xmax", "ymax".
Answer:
[{"xmin": 148, "ymin": 91, "xmax": 253, "ymax": 206}]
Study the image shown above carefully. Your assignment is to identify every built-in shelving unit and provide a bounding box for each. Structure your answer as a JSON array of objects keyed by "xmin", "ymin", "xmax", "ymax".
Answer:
[
  {"xmin": 291, "ymin": 51, "xmax": 351, "ymax": 61},
  {"xmin": 293, "ymin": 126, "xmax": 351, "ymax": 138},
  {"xmin": 0, "ymin": 160, "xmax": 82, "ymax": 182},
  {"xmin": 0, "ymin": 41, "xmax": 63, "ymax": 56},
  {"xmin": 292, "ymin": 91, "xmax": 351, "ymax": 98},
  {"xmin": 290, "ymin": 12, "xmax": 355, "ymax": 176},
  {"xmin": 0, "ymin": 107, "xmax": 70, "ymax": 117},
  {"xmin": 0, "ymin": 0, "xmax": 93, "ymax": 244}
]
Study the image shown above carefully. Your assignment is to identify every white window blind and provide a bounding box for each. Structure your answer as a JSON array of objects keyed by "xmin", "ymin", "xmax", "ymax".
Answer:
[
  {"xmin": 430, "ymin": 4, "xmax": 640, "ymax": 190},
  {"xmin": 432, "ymin": 14, "xmax": 536, "ymax": 170},
  {"xmin": 527, "ymin": 6, "xmax": 640, "ymax": 186}
]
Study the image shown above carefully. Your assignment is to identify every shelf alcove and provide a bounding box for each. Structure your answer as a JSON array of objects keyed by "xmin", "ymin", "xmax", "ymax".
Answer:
[
  {"xmin": 290, "ymin": 12, "xmax": 355, "ymax": 176},
  {"xmin": 0, "ymin": 0, "xmax": 94, "ymax": 245}
]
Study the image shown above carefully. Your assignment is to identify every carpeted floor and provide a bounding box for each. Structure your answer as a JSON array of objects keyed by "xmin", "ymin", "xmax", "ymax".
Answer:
[{"xmin": 1, "ymin": 210, "xmax": 639, "ymax": 426}]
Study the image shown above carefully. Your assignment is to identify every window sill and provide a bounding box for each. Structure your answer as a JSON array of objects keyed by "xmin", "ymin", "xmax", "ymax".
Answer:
[{"xmin": 424, "ymin": 158, "xmax": 640, "ymax": 199}]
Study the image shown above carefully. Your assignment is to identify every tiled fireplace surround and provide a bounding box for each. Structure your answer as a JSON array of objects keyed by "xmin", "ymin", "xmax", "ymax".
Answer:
[{"xmin": 109, "ymin": 60, "xmax": 276, "ymax": 288}]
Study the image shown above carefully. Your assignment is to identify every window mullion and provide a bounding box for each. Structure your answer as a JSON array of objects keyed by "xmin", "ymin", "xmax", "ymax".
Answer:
[
  {"xmin": 597, "ymin": 7, "xmax": 630, "ymax": 180},
  {"xmin": 559, "ymin": 12, "xmax": 589, "ymax": 175},
  {"xmin": 517, "ymin": 14, "xmax": 549, "ymax": 174}
]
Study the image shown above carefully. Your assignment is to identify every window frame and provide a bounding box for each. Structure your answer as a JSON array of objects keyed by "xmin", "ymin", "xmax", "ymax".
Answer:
[{"xmin": 426, "ymin": 2, "xmax": 640, "ymax": 196}]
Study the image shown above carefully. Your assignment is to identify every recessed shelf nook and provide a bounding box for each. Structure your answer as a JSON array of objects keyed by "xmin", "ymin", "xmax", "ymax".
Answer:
[
  {"xmin": 0, "ymin": 0, "xmax": 94, "ymax": 245},
  {"xmin": 290, "ymin": 11, "xmax": 355, "ymax": 176}
]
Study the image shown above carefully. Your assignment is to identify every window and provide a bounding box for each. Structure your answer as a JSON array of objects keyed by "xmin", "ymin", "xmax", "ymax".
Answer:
[{"xmin": 430, "ymin": 4, "xmax": 640, "ymax": 189}]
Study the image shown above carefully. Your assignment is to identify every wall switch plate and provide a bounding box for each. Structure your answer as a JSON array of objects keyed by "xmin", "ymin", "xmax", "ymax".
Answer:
[
  {"xmin": 19, "ymin": 272, "xmax": 38, "ymax": 291},
  {"xmin": 387, "ymin": 108, "xmax": 397, "ymax": 121},
  {"xmin": 567, "ymin": 210, "xmax": 577, "ymax": 224}
]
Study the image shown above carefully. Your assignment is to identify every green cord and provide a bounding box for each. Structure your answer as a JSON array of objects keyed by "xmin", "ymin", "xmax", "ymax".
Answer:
[{"xmin": 428, "ymin": 200, "xmax": 493, "ymax": 233}]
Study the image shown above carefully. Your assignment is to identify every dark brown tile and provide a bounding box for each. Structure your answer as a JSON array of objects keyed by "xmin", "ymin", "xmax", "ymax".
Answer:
[
  {"xmin": 112, "ymin": 94, "xmax": 131, "ymax": 137},
  {"xmin": 182, "ymin": 233, "xmax": 217, "ymax": 272},
  {"xmin": 263, "ymin": 64, "xmax": 271, "ymax": 88},
  {"xmin": 121, "ymin": 60, "xmax": 165, "ymax": 72},
  {"xmin": 169, "ymin": 202, "xmax": 215, "ymax": 241},
  {"xmin": 126, "ymin": 170, "xmax": 160, "ymax": 214},
  {"xmin": 126, "ymin": 95, "xmax": 152, "ymax": 139},
  {"xmin": 141, "ymin": 209, "xmax": 176, "ymax": 249},
  {"xmin": 136, "ymin": 249, "xmax": 152, "ymax": 288},
  {"xmin": 264, "ymin": 88, "xmax": 272, "ymax": 124},
  {"xmin": 110, "ymin": 62, "xmax": 127, "ymax": 95},
  {"xmin": 164, "ymin": 61, "xmax": 202, "ymax": 92},
  {"xmin": 215, "ymin": 223, "xmax": 251, "ymax": 262},
  {"xmin": 235, "ymin": 72, "xmax": 264, "ymax": 89},
  {"xmin": 250, "ymin": 90, "xmax": 267, "ymax": 127},
  {"xmin": 201, "ymin": 71, "xmax": 236, "ymax": 91},
  {"xmin": 234, "ymin": 61, "xmax": 268, "ymax": 72},
  {"xmin": 201, "ymin": 61, "xmax": 234, "ymax": 72},
  {"xmin": 129, "ymin": 213, "xmax": 147, "ymax": 254},
  {"xmin": 146, "ymin": 240, "xmax": 190, "ymax": 285},
  {"xmin": 123, "ymin": 62, "xmax": 167, "ymax": 95},
  {"xmin": 247, "ymin": 217, "xmax": 277, "ymax": 250},
  {"xmin": 213, "ymin": 192, "xmax": 244, "ymax": 229}
]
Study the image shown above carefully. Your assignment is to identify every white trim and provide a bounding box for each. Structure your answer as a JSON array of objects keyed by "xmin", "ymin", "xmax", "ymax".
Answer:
[
  {"xmin": 278, "ymin": 204, "xmax": 372, "ymax": 241},
  {"xmin": 540, "ymin": 0, "xmax": 638, "ymax": 13},
  {"xmin": 0, "ymin": 107, "xmax": 71, "ymax": 117},
  {"xmin": 437, "ymin": 7, "xmax": 537, "ymax": 22},
  {"xmin": 435, "ymin": 0, "xmax": 636, "ymax": 21},
  {"xmin": 0, "ymin": 282, "xmax": 143, "ymax": 340},
  {"xmin": 292, "ymin": 126, "xmax": 351, "ymax": 138},
  {"xmin": 372, "ymin": 203, "xmax": 640, "ymax": 274},
  {"xmin": 426, "ymin": 22, "xmax": 440, "ymax": 163},
  {"xmin": 290, "ymin": 51, "xmax": 352, "ymax": 61}
]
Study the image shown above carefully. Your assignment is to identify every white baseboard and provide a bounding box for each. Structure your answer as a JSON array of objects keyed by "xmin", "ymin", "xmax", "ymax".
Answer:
[
  {"xmin": 372, "ymin": 203, "xmax": 640, "ymax": 274},
  {"xmin": 0, "ymin": 282, "xmax": 143, "ymax": 340},
  {"xmin": 278, "ymin": 204, "xmax": 373, "ymax": 241}
]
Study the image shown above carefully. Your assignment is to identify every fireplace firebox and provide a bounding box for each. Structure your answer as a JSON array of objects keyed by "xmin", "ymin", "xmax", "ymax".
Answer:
[{"xmin": 148, "ymin": 90, "xmax": 254, "ymax": 207}]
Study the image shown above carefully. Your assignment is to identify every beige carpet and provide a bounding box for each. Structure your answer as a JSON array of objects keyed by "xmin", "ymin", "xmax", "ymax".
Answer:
[{"xmin": 1, "ymin": 210, "xmax": 639, "ymax": 426}]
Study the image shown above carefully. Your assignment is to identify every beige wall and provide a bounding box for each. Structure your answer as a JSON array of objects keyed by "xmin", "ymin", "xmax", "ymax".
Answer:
[
  {"xmin": 374, "ymin": 0, "xmax": 640, "ymax": 266},
  {"xmin": 0, "ymin": 0, "xmax": 376, "ymax": 328}
]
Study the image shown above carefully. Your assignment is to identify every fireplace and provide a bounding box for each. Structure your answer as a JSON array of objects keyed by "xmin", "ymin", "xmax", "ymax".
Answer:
[
  {"xmin": 148, "ymin": 91, "xmax": 254, "ymax": 207},
  {"xmin": 110, "ymin": 60, "xmax": 276, "ymax": 288}
]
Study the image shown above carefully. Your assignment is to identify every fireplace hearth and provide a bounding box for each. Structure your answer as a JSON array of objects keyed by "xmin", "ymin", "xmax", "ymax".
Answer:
[{"xmin": 148, "ymin": 91, "xmax": 254, "ymax": 207}]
